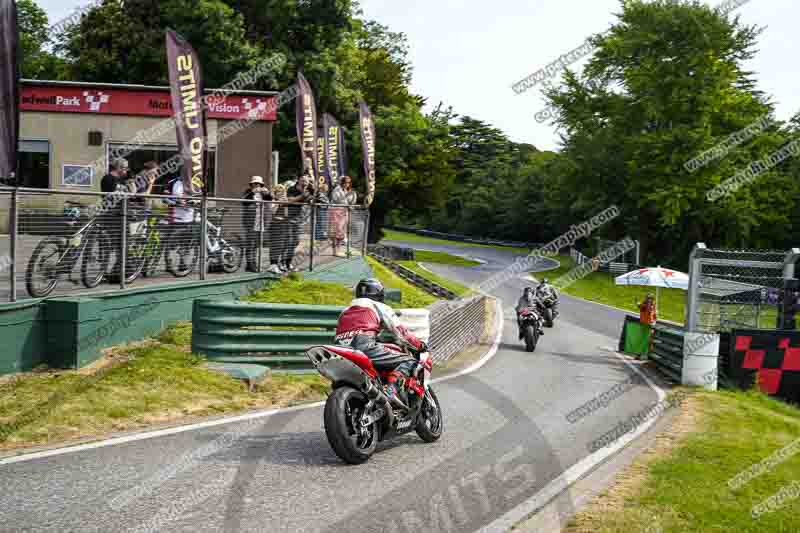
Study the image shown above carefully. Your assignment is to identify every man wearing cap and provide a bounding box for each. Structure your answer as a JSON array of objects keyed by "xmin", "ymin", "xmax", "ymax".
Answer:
[{"xmin": 242, "ymin": 176, "xmax": 272, "ymax": 273}]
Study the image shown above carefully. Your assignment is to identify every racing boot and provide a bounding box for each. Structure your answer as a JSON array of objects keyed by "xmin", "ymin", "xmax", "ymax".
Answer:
[{"xmin": 383, "ymin": 372, "xmax": 409, "ymax": 411}]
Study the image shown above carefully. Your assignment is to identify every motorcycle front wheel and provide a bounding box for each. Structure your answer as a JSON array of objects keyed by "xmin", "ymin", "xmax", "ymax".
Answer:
[
  {"xmin": 220, "ymin": 234, "xmax": 244, "ymax": 273},
  {"xmin": 415, "ymin": 387, "xmax": 443, "ymax": 442},
  {"xmin": 324, "ymin": 386, "xmax": 378, "ymax": 464},
  {"xmin": 544, "ymin": 308, "xmax": 554, "ymax": 327},
  {"xmin": 524, "ymin": 324, "xmax": 538, "ymax": 352}
]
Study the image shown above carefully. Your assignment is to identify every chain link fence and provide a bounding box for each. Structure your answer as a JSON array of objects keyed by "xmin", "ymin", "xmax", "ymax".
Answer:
[
  {"xmin": 686, "ymin": 246, "xmax": 798, "ymax": 334},
  {"xmin": 0, "ymin": 186, "xmax": 369, "ymax": 302}
]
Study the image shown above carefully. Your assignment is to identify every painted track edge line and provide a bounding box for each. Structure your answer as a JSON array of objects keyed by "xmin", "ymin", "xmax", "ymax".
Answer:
[
  {"xmin": 0, "ymin": 299, "xmax": 505, "ymax": 468},
  {"xmin": 479, "ymin": 351, "xmax": 667, "ymax": 533}
]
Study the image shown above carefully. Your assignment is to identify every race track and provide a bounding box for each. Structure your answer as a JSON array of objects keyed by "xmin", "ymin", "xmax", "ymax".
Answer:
[{"xmin": 0, "ymin": 240, "xmax": 662, "ymax": 533}]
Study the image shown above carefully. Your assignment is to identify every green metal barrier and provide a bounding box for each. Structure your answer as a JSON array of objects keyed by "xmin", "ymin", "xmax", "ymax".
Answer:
[
  {"xmin": 649, "ymin": 322, "xmax": 685, "ymax": 382},
  {"xmin": 192, "ymin": 300, "xmax": 344, "ymax": 369}
]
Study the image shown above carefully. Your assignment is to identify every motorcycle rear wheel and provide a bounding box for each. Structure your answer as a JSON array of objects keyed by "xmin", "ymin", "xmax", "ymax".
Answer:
[
  {"xmin": 524, "ymin": 324, "xmax": 538, "ymax": 352},
  {"xmin": 324, "ymin": 386, "xmax": 378, "ymax": 464},
  {"xmin": 415, "ymin": 387, "xmax": 443, "ymax": 442}
]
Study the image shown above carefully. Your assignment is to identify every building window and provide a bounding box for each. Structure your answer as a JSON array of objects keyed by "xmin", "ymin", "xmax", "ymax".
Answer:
[
  {"xmin": 107, "ymin": 143, "xmax": 217, "ymax": 196},
  {"xmin": 18, "ymin": 140, "xmax": 50, "ymax": 189}
]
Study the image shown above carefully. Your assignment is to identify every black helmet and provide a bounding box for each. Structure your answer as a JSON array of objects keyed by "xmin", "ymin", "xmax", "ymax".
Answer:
[
  {"xmin": 524, "ymin": 287, "xmax": 535, "ymax": 296},
  {"xmin": 355, "ymin": 278, "xmax": 385, "ymax": 302}
]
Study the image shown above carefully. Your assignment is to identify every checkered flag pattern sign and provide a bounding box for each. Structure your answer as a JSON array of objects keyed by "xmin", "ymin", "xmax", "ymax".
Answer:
[
  {"xmin": 731, "ymin": 330, "xmax": 800, "ymax": 404},
  {"xmin": 83, "ymin": 91, "xmax": 110, "ymax": 112}
]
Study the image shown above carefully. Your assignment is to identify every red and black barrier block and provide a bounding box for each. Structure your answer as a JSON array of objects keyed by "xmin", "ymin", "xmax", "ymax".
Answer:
[{"xmin": 730, "ymin": 329, "xmax": 800, "ymax": 404}]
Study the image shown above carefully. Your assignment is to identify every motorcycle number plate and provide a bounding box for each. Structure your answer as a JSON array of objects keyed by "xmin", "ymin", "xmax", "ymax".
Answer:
[{"xmin": 69, "ymin": 236, "xmax": 82, "ymax": 247}]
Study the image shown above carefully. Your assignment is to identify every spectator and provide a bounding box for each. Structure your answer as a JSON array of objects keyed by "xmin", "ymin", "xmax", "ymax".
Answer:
[
  {"xmin": 267, "ymin": 183, "xmax": 289, "ymax": 274},
  {"xmin": 101, "ymin": 158, "xmax": 129, "ymax": 194},
  {"xmin": 639, "ymin": 293, "xmax": 657, "ymax": 351},
  {"xmin": 128, "ymin": 161, "xmax": 158, "ymax": 213},
  {"xmin": 329, "ymin": 176, "xmax": 357, "ymax": 257},
  {"xmin": 639, "ymin": 293, "xmax": 657, "ymax": 326},
  {"xmin": 241, "ymin": 176, "xmax": 272, "ymax": 273},
  {"xmin": 314, "ymin": 183, "xmax": 330, "ymax": 242},
  {"xmin": 100, "ymin": 158, "xmax": 130, "ymax": 279},
  {"xmin": 164, "ymin": 176, "xmax": 195, "ymax": 224},
  {"xmin": 283, "ymin": 174, "xmax": 314, "ymax": 271}
]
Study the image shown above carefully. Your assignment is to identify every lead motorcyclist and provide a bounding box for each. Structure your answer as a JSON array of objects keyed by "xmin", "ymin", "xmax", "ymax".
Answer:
[
  {"xmin": 334, "ymin": 278, "xmax": 427, "ymax": 410},
  {"xmin": 515, "ymin": 286, "xmax": 541, "ymax": 339}
]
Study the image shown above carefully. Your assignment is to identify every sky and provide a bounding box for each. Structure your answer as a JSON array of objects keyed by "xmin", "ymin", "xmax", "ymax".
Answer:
[{"xmin": 37, "ymin": 0, "xmax": 800, "ymax": 151}]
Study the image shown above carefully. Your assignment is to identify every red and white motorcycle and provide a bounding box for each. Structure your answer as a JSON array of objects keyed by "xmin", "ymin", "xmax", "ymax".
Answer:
[{"xmin": 306, "ymin": 343, "xmax": 443, "ymax": 464}]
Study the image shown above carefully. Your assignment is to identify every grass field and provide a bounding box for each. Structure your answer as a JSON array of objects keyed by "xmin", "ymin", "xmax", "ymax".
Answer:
[
  {"xmin": 398, "ymin": 260, "xmax": 472, "ymax": 296},
  {"xmin": 412, "ymin": 249, "xmax": 481, "ymax": 267},
  {"xmin": 536, "ymin": 256, "xmax": 687, "ymax": 324},
  {"xmin": 566, "ymin": 389, "xmax": 800, "ymax": 532},
  {"xmin": 382, "ymin": 229, "xmax": 531, "ymax": 254}
]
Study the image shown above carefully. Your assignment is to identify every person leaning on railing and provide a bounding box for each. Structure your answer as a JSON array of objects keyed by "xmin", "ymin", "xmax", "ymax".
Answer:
[
  {"xmin": 330, "ymin": 175, "xmax": 357, "ymax": 257},
  {"xmin": 241, "ymin": 176, "xmax": 272, "ymax": 273},
  {"xmin": 100, "ymin": 158, "xmax": 131, "ymax": 280}
]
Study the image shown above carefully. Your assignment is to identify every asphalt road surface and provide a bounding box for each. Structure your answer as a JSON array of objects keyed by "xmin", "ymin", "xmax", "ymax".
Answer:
[{"xmin": 0, "ymin": 240, "xmax": 660, "ymax": 533}]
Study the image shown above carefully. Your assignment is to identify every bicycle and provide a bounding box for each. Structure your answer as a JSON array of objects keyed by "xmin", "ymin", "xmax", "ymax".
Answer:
[
  {"xmin": 25, "ymin": 202, "xmax": 111, "ymax": 298},
  {"xmin": 165, "ymin": 207, "xmax": 244, "ymax": 277}
]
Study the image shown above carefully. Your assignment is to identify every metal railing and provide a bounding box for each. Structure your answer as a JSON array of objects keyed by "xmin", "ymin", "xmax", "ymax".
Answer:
[{"xmin": 0, "ymin": 186, "xmax": 370, "ymax": 302}]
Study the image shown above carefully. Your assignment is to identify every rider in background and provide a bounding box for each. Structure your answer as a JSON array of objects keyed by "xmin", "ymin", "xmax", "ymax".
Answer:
[
  {"xmin": 536, "ymin": 278, "xmax": 560, "ymax": 314},
  {"xmin": 335, "ymin": 278, "xmax": 428, "ymax": 409}
]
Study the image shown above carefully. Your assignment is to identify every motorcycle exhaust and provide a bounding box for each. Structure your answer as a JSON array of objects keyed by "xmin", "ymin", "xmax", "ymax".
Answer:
[{"xmin": 364, "ymin": 380, "xmax": 396, "ymax": 427}]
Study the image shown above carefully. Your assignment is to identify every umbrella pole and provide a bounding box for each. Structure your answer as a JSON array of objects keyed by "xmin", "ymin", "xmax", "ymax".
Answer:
[{"xmin": 656, "ymin": 286, "xmax": 660, "ymax": 318}]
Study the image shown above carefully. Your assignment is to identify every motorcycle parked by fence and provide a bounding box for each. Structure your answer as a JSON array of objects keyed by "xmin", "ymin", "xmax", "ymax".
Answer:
[
  {"xmin": 165, "ymin": 206, "xmax": 244, "ymax": 277},
  {"xmin": 305, "ymin": 343, "xmax": 443, "ymax": 464}
]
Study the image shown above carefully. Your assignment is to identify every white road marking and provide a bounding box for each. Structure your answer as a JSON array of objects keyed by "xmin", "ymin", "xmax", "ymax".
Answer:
[{"xmin": 479, "ymin": 350, "xmax": 666, "ymax": 533}]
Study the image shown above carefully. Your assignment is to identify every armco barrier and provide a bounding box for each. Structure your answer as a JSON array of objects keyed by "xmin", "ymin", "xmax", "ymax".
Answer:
[
  {"xmin": 369, "ymin": 253, "xmax": 458, "ymax": 300},
  {"xmin": 649, "ymin": 321, "xmax": 686, "ymax": 382},
  {"xmin": 191, "ymin": 300, "xmax": 431, "ymax": 370}
]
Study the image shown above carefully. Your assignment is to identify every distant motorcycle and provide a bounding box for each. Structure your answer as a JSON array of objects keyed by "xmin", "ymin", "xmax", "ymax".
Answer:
[
  {"xmin": 519, "ymin": 307, "xmax": 544, "ymax": 352},
  {"xmin": 537, "ymin": 295, "xmax": 559, "ymax": 327},
  {"xmin": 305, "ymin": 343, "xmax": 443, "ymax": 464}
]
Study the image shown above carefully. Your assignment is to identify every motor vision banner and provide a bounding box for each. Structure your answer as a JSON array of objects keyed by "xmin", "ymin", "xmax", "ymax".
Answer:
[
  {"xmin": 323, "ymin": 113, "xmax": 347, "ymax": 189},
  {"xmin": 166, "ymin": 29, "xmax": 207, "ymax": 195},
  {"xmin": 296, "ymin": 72, "xmax": 319, "ymax": 189},
  {"xmin": 359, "ymin": 101, "xmax": 376, "ymax": 206},
  {"xmin": 0, "ymin": 0, "xmax": 20, "ymax": 183}
]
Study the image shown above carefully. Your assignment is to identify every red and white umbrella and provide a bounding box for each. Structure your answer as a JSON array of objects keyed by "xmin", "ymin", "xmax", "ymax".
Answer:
[
  {"xmin": 614, "ymin": 266, "xmax": 689, "ymax": 290},
  {"xmin": 615, "ymin": 266, "xmax": 689, "ymax": 315}
]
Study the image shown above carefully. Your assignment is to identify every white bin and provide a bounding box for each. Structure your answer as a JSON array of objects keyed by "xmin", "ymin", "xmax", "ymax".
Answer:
[{"xmin": 682, "ymin": 331, "xmax": 719, "ymax": 391}]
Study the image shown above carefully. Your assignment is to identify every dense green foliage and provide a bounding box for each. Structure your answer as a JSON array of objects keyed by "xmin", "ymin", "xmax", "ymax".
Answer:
[{"xmin": 17, "ymin": 0, "xmax": 800, "ymax": 266}]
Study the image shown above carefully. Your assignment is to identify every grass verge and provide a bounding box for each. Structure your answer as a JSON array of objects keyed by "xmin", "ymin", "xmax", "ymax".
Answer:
[
  {"xmin": 382, "ymin": 229, "xmax": 530, "ymax": 254},
  {"xmin": 412, "ymin": 249, "xmax": 481, "ymax": 267},
  {"xmin": 398, "ymin": 260, "xmax": 472, "ymax": 297},
  {"xmin": 366, "ymin": 257, "xmax": 438, "ymax": 308},
  {"xmin": 536, "ymin": 256, "xmax": 687, "ymax": 324},
  {"xmin": 564, "ymin": 389, "xmax": 800, "ymax": 532},
  {"xmin": 0, "ymin": 332, "xmax": 328, "ymax": 451}
]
